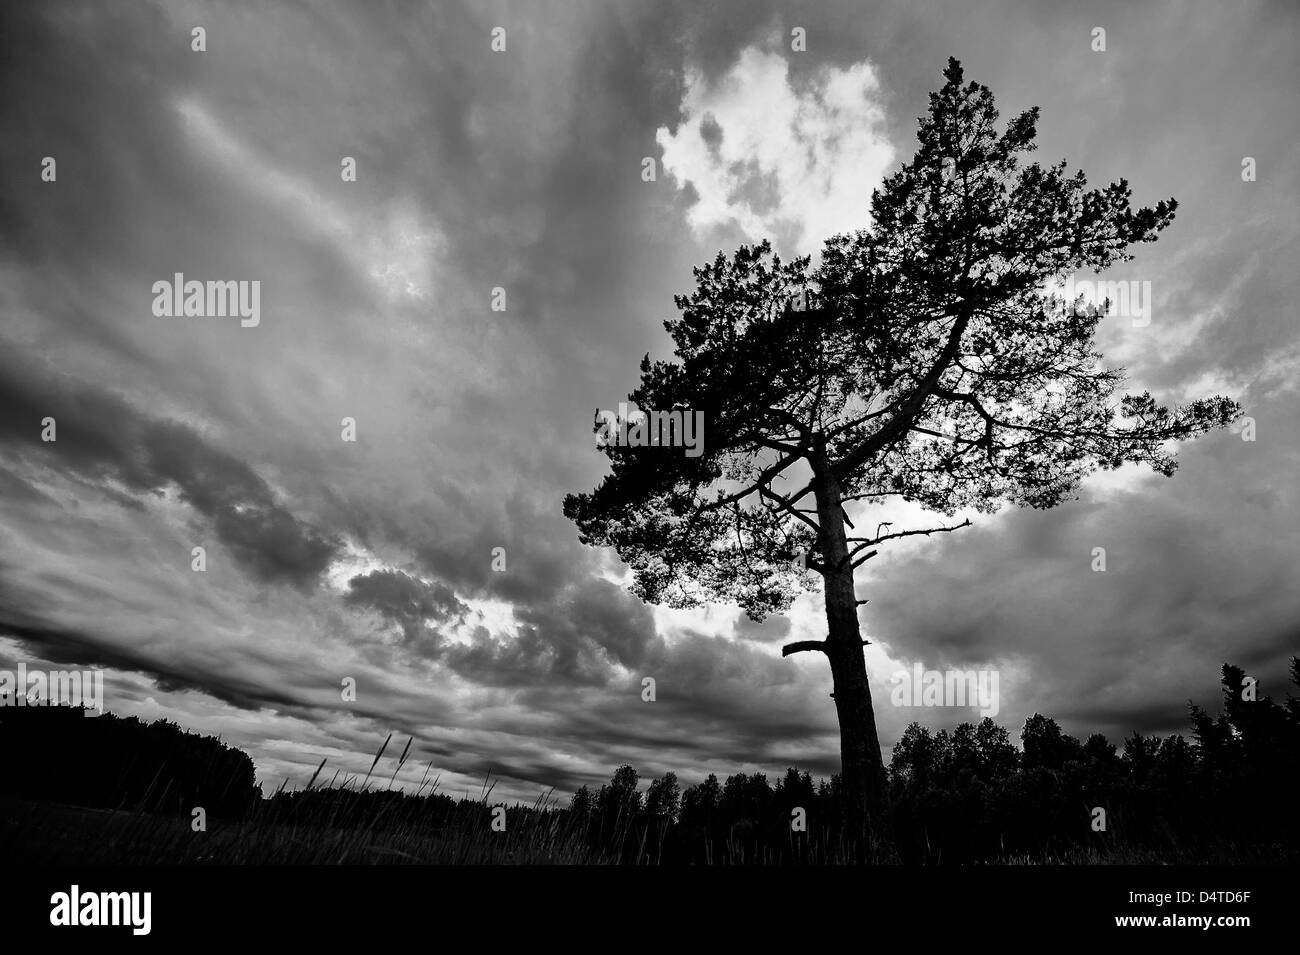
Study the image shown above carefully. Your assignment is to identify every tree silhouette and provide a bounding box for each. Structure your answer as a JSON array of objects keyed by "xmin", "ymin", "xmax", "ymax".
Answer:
[
  {"xmin": 644, "ymin": 771, "xmax": 681, "ymax": 821},
  {"xmin": 679, "ymin": 772, "xmax": 720, "ymax": 832},
  {"xmin": 597, "ymin": 763, "xmax": 641, "ymax": 822},
  {"xmin": 564, "ymin": 58, "xmax": 1240, "ymax": 855},
  {"xmin": 1022, "ymin": 713, "xmax": 1083, "ymax": 771},
  {"xmin": 568, "ymin": 784, "xmax": 594, "ymax": 818}
]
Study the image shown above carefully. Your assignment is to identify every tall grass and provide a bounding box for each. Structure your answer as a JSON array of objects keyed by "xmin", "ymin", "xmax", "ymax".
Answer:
[{"xmin": 2, "ymin": 736, "xmax": 609, "ymax": 865}]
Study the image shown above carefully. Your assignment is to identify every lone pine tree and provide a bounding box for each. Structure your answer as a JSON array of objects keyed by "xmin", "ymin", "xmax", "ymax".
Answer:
[{"xmin": 564, "ymin": 58, "xmax": 1239, "ymax": 856}]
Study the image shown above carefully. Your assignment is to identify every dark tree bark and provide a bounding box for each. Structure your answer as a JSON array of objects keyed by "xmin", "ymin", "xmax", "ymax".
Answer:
[{"xmin": 812, "ymin": 450, "xmax": 886, "ymax": 858}]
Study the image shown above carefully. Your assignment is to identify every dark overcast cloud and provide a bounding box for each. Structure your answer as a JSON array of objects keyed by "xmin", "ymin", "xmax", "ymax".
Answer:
[
  {"xmin": 0, "ymin": 0, "xmax": 1295, "ymax": 802},
  {"xmin": 0, "ymin": 357, "xmax": 341, "ymax": 589}
]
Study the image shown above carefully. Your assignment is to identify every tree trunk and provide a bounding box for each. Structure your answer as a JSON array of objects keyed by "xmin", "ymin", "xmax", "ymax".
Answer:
[{"xmin": 812, "ymin": 462, "xmax": 887, "ymax": 861}]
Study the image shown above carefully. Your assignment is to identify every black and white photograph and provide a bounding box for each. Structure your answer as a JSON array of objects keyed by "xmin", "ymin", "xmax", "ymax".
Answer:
[{"xmin": 0, "ymin": 0, "xmax": 1295, "ymax": 938}]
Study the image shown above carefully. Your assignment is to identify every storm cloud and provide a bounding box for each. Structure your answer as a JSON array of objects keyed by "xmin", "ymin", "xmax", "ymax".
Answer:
[{"xmin": 0, "ymin": 0, "xmax": 1295, "ymax": 802}]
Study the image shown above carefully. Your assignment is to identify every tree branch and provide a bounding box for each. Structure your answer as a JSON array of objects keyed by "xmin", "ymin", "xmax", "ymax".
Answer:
[
  {"xmin": 830, "ymin": 309, "xmax": 973, "ymax": 481},
  {"xmin": 696, "ymin": 452, "xmax": 801, "ymax": 514},
  {"xmin": 781, "ymin": 640, "xmax": 827, "ymax": 657},
  {"xmin": 849, "ymin": 548, "xmax": 878, "ymax": 569},
  {"xmin": 847, "ymin": 518, "xmax": 973, "ymax": 550},
  {"xmin": 781, "ymin": 637, "xmax": 870, "ymax": 657},
  {"xmin": 759, "ymin": 485, "xmax": 822, "ymax": 536}
]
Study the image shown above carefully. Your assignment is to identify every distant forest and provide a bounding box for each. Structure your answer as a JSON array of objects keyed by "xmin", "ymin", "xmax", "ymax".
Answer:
[{"xmin": 3, "ymin": 660, "xmax": 1296, "ymax": 864}]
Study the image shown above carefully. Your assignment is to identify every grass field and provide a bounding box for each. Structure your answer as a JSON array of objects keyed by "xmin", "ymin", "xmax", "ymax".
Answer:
[{"xmin": 5, "ymin": 794, "xmax": 1290, "ymax": 865}]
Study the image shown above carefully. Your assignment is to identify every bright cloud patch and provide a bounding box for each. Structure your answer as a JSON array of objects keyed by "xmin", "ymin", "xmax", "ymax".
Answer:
[{"xmin": 657, "ymin": 47, "xmax": 894, "ymax": 251}]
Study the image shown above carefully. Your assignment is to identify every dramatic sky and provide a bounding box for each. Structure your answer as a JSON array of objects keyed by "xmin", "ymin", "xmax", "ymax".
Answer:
[{"xmin": 1, "ymin": 0, "xmax": 1296, "ymax": 802}]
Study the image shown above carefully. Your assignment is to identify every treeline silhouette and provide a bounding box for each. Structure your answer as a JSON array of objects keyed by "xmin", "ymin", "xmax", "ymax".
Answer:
[
  {"xmin": 569, "ymin": 661, "xmax": 1298, "ymax": 863},
  {"xmin": 882, "ymin": 661, "xmax": 1299, "ymax": 863},
  {"xmin": 0, "ymin": 705, "xmax": 259, "ymax": 817},
  {"xmin": 2, "ymin": 660, "xmax": 1295, "ymax": 863}
]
